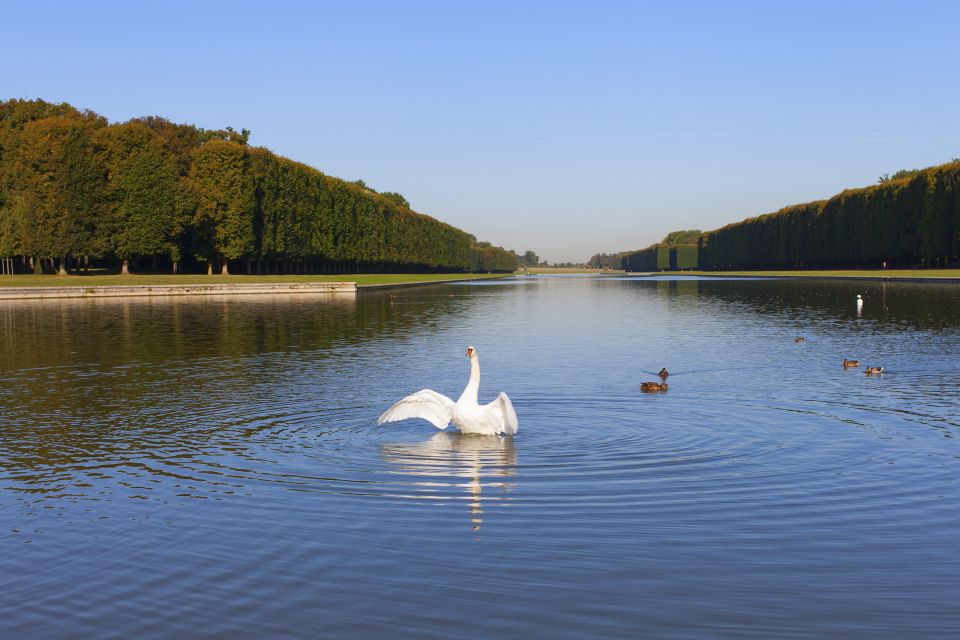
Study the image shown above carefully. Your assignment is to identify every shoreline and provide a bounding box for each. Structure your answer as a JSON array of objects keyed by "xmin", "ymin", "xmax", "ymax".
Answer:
[
  {"xmin": 0, "ymin": 282, "xmax": 357, "ymax": 300},
  {"xmin": 0, "ymin": 274, "xmax": 514, "ymax": 300},
  {"xmin": 625, "ymin": 269, "xmax": 960, "ymax": 283},
  {"xmin": 357, "ymin": 275, "xmax": 511, "ymax": 290}
]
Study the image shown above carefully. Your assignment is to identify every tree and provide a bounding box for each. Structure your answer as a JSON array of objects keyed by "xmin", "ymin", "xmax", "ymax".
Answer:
[
  {"xmin": 878, "ymin": 168, "xmax": 920, "ymax": 184},
  {"xmin": 96, "ymin": 123, "xmax": 179, "ymax": 273},
  {"xmin": 516, "ymin": 250, "xmax": 540, "ymax": 267},
  {"xmin": 200, "ymin": 126, "xmax": 250, "ymax": 146},
  {"xmin": 662, "ymin": 229, "xmax": 702, "ymax": 245},
  {"xmin": 188, "ymin": 141, "xmax": 255, "ymax": 274},
  {"xmin": 380, "ymin": 191, "xmax": 410, "ymax": 208},
  {"xmin": 7, "ymin": 115, "xmax": 107, "ymax": 273}
]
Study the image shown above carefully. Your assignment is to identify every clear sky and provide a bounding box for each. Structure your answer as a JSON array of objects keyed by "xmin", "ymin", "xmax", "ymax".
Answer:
[{"xmin": 2, "ymin": 1, "xmax": 958, "ymax": 263}]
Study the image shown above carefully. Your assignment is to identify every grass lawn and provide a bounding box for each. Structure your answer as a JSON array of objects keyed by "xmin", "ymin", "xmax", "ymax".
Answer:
[
  {"xmin": 519, "ymin": 267, "xmax": 620, "ymax": 274},
  {"xmin": 0, "ymin": 273, "xmax": 510, "ymax": 288}
]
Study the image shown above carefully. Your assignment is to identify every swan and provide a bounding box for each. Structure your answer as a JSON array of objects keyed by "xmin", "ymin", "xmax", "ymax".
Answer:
[{"xmin": 378, "ymin": 346, "xmax": 519, "ymax": 435}]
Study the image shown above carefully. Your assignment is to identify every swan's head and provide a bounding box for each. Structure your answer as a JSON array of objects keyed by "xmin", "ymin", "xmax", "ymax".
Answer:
[
  {"xmin": 465, "ymin": 346, "xmax": 476, "ymax": 358},
  {"xmin": 857, "ymin": 295, "xmax": 862, "ymax": 300}
]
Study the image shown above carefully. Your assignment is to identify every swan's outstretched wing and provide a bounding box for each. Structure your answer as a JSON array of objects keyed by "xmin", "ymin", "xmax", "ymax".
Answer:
[
  {"xmin": 378, "ymin": 389, "xmax": 455, "ymax": 429},
  {"xmin": 496, "ymin": 392, "xmax": 519, "ymax": 435}
]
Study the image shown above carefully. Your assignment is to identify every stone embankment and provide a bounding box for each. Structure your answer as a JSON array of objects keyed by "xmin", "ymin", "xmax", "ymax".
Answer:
[{"xmin": 0, "ymin": 282, "xmax": 357, "ymax": 300}]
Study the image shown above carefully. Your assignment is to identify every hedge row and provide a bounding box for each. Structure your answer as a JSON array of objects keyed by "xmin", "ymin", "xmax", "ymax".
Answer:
[
  {"xmin": 0, "ymin": 98, "xmax": 517, "ymax": 274},
  {"xmin": 698, "ymin": 162, "xmax": 960, "ymax": 269}
]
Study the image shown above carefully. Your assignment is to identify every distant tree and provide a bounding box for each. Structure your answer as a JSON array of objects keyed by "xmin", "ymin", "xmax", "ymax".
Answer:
[
  {"xmin": 200, "ymin": 126, "xmax": 250, "ymax": 146},
  {"xmin": 662, "ymin": 229, "xmax": 702, "ymax": 245},
  {"xmin": 350, "ymin": 179, "xmax": 376, "ymax": 193},
  {"xmin": 878, "ymin": 168, "xmax": 920, "ymax": 184},
  {"xmin": 514, "ymin": 249, "xmax": 540, "ymax": 267},
  {"xmin": 587, "ymin": 252, "xmax": 611, "ymax": 268},
  {"xmin": 380, "ymin": 191, "xmax": 410, "ymax": 208}
]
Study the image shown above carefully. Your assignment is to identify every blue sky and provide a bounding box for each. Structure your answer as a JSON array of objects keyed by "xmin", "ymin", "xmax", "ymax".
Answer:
[{"xmin": 2, "ymin": 1, "xmax": 958, "ymax": 262}]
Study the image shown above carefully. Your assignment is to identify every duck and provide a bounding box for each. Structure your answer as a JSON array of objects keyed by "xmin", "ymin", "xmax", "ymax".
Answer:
[
  {"xmin": 640, "ymin": 382, "xmax": 668, "ymax": 392},
  {"xmin": 378, "ymin": 346, "xmax": 518, "ymax": 435},
  {"xmin": 658, "ymin": 368, "xmax": 669, "ymax": 378},
  {"xmin": 865, "ymin": 366, "xmax": 884, "ymax": 375},
  {"xmin": 842, "ymin": 359, "xmax": 860, "ymax": 368},
  {"xmin": 795, "ymin": 336, "xmax": 806, "ymax": 343}
]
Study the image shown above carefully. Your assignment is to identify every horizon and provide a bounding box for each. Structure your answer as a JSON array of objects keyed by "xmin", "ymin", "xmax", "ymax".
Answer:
[{"xmin": 3, "ymin": 0, "xmax": 958, "ymax": 263}]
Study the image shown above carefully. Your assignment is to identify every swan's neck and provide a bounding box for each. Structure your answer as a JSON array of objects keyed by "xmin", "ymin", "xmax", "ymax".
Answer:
[{"xmin": 459, "ymin": 357, "xmax": 480, "ymax": 404}]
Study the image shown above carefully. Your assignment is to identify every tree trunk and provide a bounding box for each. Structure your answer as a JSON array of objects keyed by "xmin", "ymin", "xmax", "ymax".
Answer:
[
  {"xmin": 221, "ymin": 260, "xmax": 230, "ymax": 275},
  {"xmin": 121, "ymin": 258, "xmax": 130, "ymax": 275},
  {"xmin": 207, "ymin": 261, "xmax": 213, "ymax": 276},
  {"xmin": 58, "ymin": 257, "xmax": 67, "ymax": 276},
  {"xmin": 172, "ymin": 261, "xmax": 179, "ymax": 274},
  {"xmin": 32, "ymin": 256, "xmax": 42, "ymax": 275}
]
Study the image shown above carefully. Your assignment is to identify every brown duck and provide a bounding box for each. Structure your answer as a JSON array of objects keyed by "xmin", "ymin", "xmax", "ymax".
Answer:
[
  {"xmin": 842, "ymin": 359, "xmax": 860, "ymax": 368},
  {"xmin": 658, "ymin": 368, "xmax": 669, "ymax": 378},
  {"xmin": 640, "ymin": 382, "xmax": 668, "ymax": 392},
  {"xmin": 865, "ymin": 366, "xmax": 884, "ymax": 375}
]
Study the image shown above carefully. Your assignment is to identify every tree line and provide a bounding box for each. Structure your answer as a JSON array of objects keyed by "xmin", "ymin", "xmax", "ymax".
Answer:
[
  {"xmin": 698, "ymin": 160, "xmax": 960, "ymax": 269},
  {"xmin": 606, "ymin": 158, "xmax": 960, "ymax": 272},
  {"xmin": 0, "ymin": 98, "xmax": 518, "ymax": 275},
  {"xmin": 614, "ymin": 230, "xmax": 700, "ymax": 271}
]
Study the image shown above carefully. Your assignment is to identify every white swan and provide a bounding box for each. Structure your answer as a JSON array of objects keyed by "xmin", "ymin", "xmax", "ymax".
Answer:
[{"xmin": 378, "ymin": 346, "xmax": 519, "ymax": 435}]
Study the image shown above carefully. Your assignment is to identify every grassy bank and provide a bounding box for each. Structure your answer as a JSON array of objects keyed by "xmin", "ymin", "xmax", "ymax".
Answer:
[
  {"xmin": 632, "ymin": 269, "xmax": 960, "ymax": 280},
  {"xmin": 0, "ymin": 273, "xmax": 509, "ymax": 288},
  {"xmin": 519, "ymin": 267, "xmax": 621, "ymax": 274}
]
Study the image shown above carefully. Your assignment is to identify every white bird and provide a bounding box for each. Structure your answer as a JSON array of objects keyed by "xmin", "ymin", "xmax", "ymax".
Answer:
[
  {"xmin": 856, "ymin": 294, "xmax": 864, "ymax": 314},
  {"xmin": 378, "ymin": 346, "xmax": 519, "ymax": 435}
]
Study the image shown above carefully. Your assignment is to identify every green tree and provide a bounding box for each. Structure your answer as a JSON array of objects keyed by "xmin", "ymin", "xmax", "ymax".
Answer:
[
  {"xmin": 662, "ymin": 229, "xmax": 702, "ymax": 245},
  {"xmin": 188, "ymin": 140, "xmax": 255, "ymax": 274},
  {"xmin": 7, "ymin": 115, "xmax": 107, "ymax": 273},
  {"xmin": 96, "ymin": 123, "xmax": 179, "ymax": 273},
  {"xmin": 516, "ymin": 249, "xmax": 540, "ymax": 267},
  {"xmin": 380, "ymin": 191, "xmax": 410, "ymax": 208}
]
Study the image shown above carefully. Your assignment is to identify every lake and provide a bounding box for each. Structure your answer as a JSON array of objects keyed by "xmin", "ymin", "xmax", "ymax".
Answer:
[{"xmin": 1, "ymin": 275, "xmax": 959, "ymax": 639}]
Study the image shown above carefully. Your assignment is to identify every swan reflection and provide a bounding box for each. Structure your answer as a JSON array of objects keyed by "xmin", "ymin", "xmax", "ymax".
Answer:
[{"xmin": 380, "ymin": 432, "xmax": 517, "ymax": 532}]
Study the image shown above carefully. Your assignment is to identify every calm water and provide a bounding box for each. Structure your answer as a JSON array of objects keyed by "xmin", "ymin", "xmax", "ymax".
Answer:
[{"xmin": 2, "ymin": 276, "xmax": 959, "ymax": 639}]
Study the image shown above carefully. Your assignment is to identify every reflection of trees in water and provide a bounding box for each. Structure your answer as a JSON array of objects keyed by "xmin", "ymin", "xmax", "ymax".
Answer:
[
  {"xmin": 380, "ymin": 432, "xmax": 518, "ymax": 532},
  {"xmin": 628, "ymin": 277, "xmax": 960, "ymax": 330},
  {"xmin": 0, "ymin": 289, "xmax": 473, "ymax": 488},
  {"xmin": 0, "ymin": 286, "xmax": 471, "ymax": 372}
]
